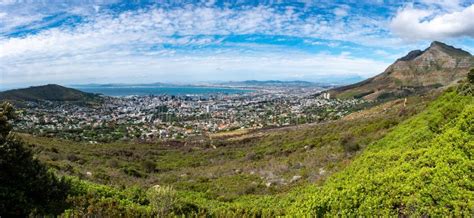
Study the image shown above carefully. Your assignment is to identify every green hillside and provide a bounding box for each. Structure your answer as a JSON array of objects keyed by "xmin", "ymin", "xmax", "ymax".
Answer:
[
  {"xmin": 291, "ymin": 85, "xmax": 474, "ymax": 216},
  {"xmin": 0, "ymin": 84, "xmax": 101, "ymax": 105}
]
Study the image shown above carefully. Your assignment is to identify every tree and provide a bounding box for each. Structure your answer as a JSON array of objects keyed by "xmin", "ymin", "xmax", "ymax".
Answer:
[
  {"xmin": 469, "ymin": 69, "xmax": 474, "ymax": 84},
  {"xmin": 0, "ymin": 102, "xmax": 70, "ymax": 216}
]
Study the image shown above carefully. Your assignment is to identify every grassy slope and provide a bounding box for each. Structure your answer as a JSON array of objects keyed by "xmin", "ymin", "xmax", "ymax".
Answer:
[
  {"xmin": 290, "ymin": 87, "xmax": 473, "ymax": 216},
  {"xmin": 19, "ymin": 92, "xmax": 437, "ymax": 215}
]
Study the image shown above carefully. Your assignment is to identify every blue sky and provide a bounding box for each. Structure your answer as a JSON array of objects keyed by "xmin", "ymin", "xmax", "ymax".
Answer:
[{"xmin": 1, "ymin": 0, "xmax": 474, "ymax": 88}]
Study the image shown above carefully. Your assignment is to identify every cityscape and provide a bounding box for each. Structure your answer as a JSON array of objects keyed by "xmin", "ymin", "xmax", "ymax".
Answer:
[{"xmin": 15, "ymin": 86, "xmax": 368, "ymax": 142}]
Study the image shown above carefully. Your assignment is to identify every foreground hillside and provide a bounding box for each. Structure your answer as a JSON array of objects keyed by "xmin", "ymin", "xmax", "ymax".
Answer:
[
  {"xmin": 2, "ymin": 82, "xmax": 472, "ymax": 216},
  {"xmin": 292, "ymin": 84, "xmax": 473, "ymax": 216}
]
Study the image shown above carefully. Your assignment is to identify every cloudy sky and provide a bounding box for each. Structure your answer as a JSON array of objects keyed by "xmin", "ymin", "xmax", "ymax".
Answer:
[{"xmin": 1, "ymin": 0, "xmax": 474, "ymax": 88}]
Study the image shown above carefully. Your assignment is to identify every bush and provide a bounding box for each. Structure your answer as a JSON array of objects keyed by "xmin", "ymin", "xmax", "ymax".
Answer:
[
  {"xmin": 340, "ymin": 133, "xmax": 360, "ymax": 152},
  {"xmin": 147, "ymin": 185, "xmax": 178, "ymax": 215},
  {"xmin": 141, "ymin": 160, "xmax": 156, "ymax": 173},
  {"xmin": 107, "ymin": 159, "xmax": 120, "ymax": 168},
  {"xmin": 66, "ymin": 153, "xmax": 79, "ymax": 162},
  {"xmin": 122, "ymin": 166, "xmax": 143, "ymax": 178},
  {"xmin": 0, "ymin": 103, "xmax": 71, "ymax": 216}
]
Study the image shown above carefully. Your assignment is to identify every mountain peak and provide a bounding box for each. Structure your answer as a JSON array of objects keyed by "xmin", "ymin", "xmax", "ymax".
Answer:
[
  {"xmin": 429, "ymin": 40, "xmax": 447, "ymax": 47},
  {"xmin": 331, "ymin": 42, "xmax": 473, "ymax": 100},
  {"xmin": 397, "ymin": 41, "xmax": 471, "ymax": 62},
  {"xmin": 427, "ymin": 41, "xmax": 471, "ymax": 56}
]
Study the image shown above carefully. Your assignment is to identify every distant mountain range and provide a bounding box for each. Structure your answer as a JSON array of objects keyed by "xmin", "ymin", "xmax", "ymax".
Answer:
[
  {"xmin": 331, "ymin": 41, "xmax": 474, "ymax": 100},
  {"xmin": 71, "ymin": 82, "xmax": 173, "ymax": 88},
  {"xmin": 0, "ymin": 84, "xmax": 102, "ymax": 105},
  {"xmin": 216, "ymin": 80, "xmax": 330, "ymax": 88},
  {"xmin": 72, "ymin": 80, "xmax": 330, "ymax": 88}
]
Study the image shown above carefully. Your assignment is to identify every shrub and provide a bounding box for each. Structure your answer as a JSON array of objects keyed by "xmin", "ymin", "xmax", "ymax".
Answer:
[
  {"xmin": 64, "ymin": 177, "xmax": 152, "ymax": 215},
  {"xmin": 0, "ymin": 102, "xmax": 71, "ymax": 216},
  {"xmin": 66, "ymin": 153, "xmax": 79, "ymax": 162},
  {"xmin": 147, "ymin": 185, "xmax": 178, "ymax": 215},
  {"xmin": 107, "ymin": 159, "xmax": 119, "ymax": 168},
  {"xmin": 340, "ymin": 133, "xmax": 360, "ymax": 152},
  {"xmin": 122, "ymin": 166, "xmax": 143, "ymax": 178},
  {"xmin": 141, "ymin": 160, "xmax": 156, "ymax": 173}
]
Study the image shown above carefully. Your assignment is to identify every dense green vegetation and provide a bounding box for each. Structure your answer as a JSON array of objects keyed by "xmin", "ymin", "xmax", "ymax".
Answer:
[
  {"xmin": 0, "ymin": 103, "xmax": 70, "ymax": 216},
  {"xmin": 1, "ymin": 82, "xmax": 472, "ymax": 216},
  {"xmin": 290, "ymin": 85, "xmax": 474, "ymax": 216}
]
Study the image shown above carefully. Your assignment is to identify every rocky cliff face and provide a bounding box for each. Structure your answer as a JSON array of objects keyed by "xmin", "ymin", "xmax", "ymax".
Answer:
[{"xmin": 332, "ymin": 41, "xmax": 474, "ymax": 100}]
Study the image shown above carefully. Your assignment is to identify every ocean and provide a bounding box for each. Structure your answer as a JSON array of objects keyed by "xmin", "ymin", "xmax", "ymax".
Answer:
[{"xmin": 72, "ymin": 85, "xmax": 254, "ymax": 97}]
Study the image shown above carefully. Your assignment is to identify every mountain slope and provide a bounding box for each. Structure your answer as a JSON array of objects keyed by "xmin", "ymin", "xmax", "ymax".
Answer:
[
  {"xmin": 331, "ymin": 41, "xmax": 473, "ymax": 100},
  {"xmin": 291, "ymin": 85, "xmax": 474, "ymax": 216},
  {"xmin": 0, "ymin": 84, "xmax": 101, "ymax": 104}
]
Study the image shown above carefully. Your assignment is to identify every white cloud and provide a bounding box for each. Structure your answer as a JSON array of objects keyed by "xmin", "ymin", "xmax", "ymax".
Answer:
[
  {"xmin": 1, "ymin": 5, "xmax": 391, "ymax": 53},
  {"xmin": 333, "ymin": 5, "xmax": 350, "ymax": 18},
  {"xmin": 0, "ymin": 4, "xmax": 404, "ymax": 86},
  {"xmin": 390, "ymin": 4, "xmax": 474, "ymax": 41},
  {"xmin": 0, "ymin": 51, "xmax": 389, "ymax": 87}
]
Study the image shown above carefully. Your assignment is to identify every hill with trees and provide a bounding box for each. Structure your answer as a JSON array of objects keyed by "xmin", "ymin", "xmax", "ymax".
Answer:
[{"xmin": 0, "ymin": 84, "xmax": 102, "ymax": 106}]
